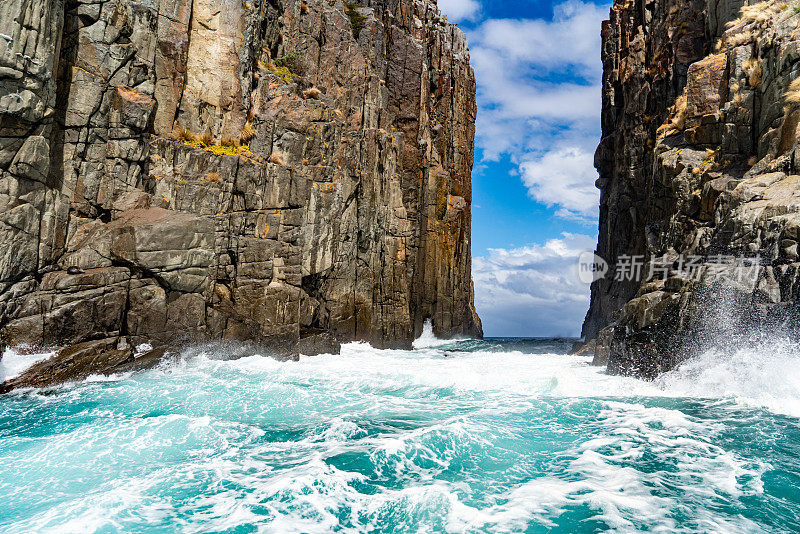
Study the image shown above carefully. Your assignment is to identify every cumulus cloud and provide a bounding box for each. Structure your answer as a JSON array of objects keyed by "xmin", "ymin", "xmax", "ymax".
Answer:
[
  {"xmin": 468, "ymin": 0, "xmax": 608, "ymax": 220},
  {"xmin": 437, "ymin": 0, "xmax": 481, "ymax": 21},
  {"xmin": 472, "ymin": 2, "xmax": 605, "ymax": 78},
  {"xmin": 520, "ymin": 146, "xmax": 599, "ymax": 220},
  {"xmin": 473, "ymin": 233, "xmax": 596, "ymax": 337}
]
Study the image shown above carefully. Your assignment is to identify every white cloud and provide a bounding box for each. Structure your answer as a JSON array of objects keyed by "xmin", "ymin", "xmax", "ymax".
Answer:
[
  {"xmin": 472, "ymin": 1, "xmax": 606, "ymax": 78},
  {"xmin": 468, "ymin": 0, "xmax": 609, "ymax": 220},
  {"xmin": 437, "ymin": 0, "xmax": 481, "ymax": 21},
  {"xmin": 473, "ymin": 233, "xmax": 596, "ymax": 337},
  {"xmin": 520, "ymin": 146, "xmax": 599, "ymax": 220}
]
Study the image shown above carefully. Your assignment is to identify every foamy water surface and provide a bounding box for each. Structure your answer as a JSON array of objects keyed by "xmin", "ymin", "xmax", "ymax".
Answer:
[{"xmin": 1, "ymin": 326, "xmax": 799, "ymax": 532}]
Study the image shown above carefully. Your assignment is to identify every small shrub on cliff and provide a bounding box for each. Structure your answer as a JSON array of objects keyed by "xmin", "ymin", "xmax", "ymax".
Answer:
[
  {"xmin": 263, "ymin": 54, "xmax": 295, "ymax": 83},
  {"xmin": 275, "ymin": 52, "xmax": 302, "ymax": 73},
  {"xmin": 301, "ymin": 1, "xmax": 309, "ymax": 14},
  {"xmin": 186, "ymin": 140, "xmax": 252, "ymax": 157},
  {"xmin": 692, "ymin": 149, "xmax": 718, "ymax": 175},
  {"xmin": 345, "ymin": 2, "xmax": 367, "ymax": 39},
  {"xmin": 269, "ymin": 65, "xmax": 292, "ymax": 83},
  {"xmin": 179, "ymin": 130, "xmax": 253, "ymax": 157}
]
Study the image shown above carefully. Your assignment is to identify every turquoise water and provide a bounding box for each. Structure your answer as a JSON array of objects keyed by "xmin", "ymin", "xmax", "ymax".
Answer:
[{"xmin": 1, "ymin": 330, "xmax": 800, "ymax": 533}]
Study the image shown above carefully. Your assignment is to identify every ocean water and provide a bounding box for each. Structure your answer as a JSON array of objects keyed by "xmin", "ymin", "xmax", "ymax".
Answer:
[{"xmin": 1, "ymin": 327, "xmax": 799, "ymax": 533}]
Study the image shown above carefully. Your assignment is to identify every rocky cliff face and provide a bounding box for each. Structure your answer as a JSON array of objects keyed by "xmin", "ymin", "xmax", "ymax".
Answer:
[
  {"xmin": 584, "ymin": 0, "xmax": 800, "ymax": 377},
  {"xmin": 0, "ymin": 0, "xmax": 482, "ymax": 357}
]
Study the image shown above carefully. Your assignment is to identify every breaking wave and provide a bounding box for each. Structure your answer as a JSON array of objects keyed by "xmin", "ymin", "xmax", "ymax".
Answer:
[
  {"xmin": 658, "ymin": 336, "xmax": 800, "ymax": 418},
  {"xmin": 1, "ymin": 331, "xmax": 799, "ymax": 532}
]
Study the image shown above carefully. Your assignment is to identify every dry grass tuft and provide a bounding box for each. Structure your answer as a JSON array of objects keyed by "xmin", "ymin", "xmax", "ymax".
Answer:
[
  {"xmin": 657, "ymin": 93, "xmax": 688, "ymax": 137},
  {"xmin": 785, "ymin": 78, "xmax": 800, "ymax": 104},
  {"xmin": 731, "ymin": 82, "xmax": 744, "ymax": 106},
  {"xmin": 727, "ymin": 1, "xmax": 787, "ymax": 28},
  {"xmin": 221, "ymin": 137, "xmax": 240, "ymax": 148},
  {"xmin": 269, "ymin": 151, "xmax": 286, "ymax": 165},
  {"xmin": 240, "ymin": 122, "xmax": 257, "ymax": 144},
  {"xmin": 300, "ymin": 1, "xmax": 309, "ymax": 14},
  {"xmin": 200, "ymin": 130, "xmax": 214, "ymax": 146},
  {"xmin": 740, "ymin": 4, "xmax": 772, "ymax": 25},
  {"xmin": 670, "ymin": 94, "xmax": 688, "ymax": 130},
  {"xmin": 747, "ymin": 60, "xmax": 763, "ymax": 88},
  {"xmin": 302, "ymin": 87, "xmax": 322, "ymax": 100},
  {"xmin": 726, "ymin": 30, "xmax": 755, "ymax": 48},
  {"xmin": 204, "ymin": 172, "xmax": 222, "ymax": 183},
  {"xmin": 172, "ymin": 126, "xmax": 195, "ymax": 143},
  {"xmin": 719, "ymin": 1, "xmax": 790, "ymax": 53}
]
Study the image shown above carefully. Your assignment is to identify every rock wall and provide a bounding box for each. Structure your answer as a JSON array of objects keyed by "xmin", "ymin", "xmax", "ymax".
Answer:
[
  {"xmin": 0, "ymin": 0, "xmax": 482, "ymax": 356},
  {"xmin": 585, "ymin": 0, "xmax": 800, "ymax": 377}
]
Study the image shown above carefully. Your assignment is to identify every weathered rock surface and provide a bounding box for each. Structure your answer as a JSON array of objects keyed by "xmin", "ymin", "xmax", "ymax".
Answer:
[
  {"xmin": 0, "ymin": 338, "xmax": 168, "ymax": 392},
  {"xmin": 0, "ymin": 0, "xmax": 482, "ymax": 369},
  {"xmin": 584, "ymin": 0, "xmax": 800, "ymax": 377}
]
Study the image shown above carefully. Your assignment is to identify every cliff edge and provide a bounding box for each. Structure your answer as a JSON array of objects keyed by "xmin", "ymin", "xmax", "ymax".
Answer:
[
  {"xmin": 0, "ymin": 0, "xmax": 482, "ymax": 360},
  {"xmin": 584, "ymin": 0, "xmax": 800, "ymax": 377}
]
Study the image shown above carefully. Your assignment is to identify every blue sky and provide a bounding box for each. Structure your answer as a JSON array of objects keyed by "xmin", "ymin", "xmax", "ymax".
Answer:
[{"xmin": 436, "ymin": 0, "xmax": 612, "ymax": 337}]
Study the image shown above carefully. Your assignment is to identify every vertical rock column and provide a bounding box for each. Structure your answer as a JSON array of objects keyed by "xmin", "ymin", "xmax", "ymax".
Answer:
[{"xmin": 0, "ymin": 0, "xmax": 482, "ymax": 353}]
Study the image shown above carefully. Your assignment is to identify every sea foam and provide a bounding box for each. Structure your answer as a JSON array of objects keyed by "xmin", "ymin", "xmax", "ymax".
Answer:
[{"xmin": 0, "ymin": 331, "xmax": 798, "ymax": 532}]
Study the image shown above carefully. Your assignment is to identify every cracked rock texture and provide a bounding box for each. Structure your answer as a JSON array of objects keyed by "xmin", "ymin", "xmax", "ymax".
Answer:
[
  {"xmin": 584, "ymin": 0, "xmax": 800, "ymax": 377},
  {"xmin": 0, "ymin": 0, "xmax": 482, "ymax": 357}
]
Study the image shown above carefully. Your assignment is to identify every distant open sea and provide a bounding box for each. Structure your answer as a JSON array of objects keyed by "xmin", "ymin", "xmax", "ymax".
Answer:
[{"xmin": 1, "ymin": 326, "xmax": 799, "ymax": 532}]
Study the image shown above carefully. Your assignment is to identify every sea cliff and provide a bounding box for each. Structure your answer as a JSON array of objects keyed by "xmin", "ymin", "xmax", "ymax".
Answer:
[
  {"xmin": 0, "ymin": 0, "xmax": 482, "ymax": 376},
  {"xmin": 584, "ymin": 0, "xmax": 800, "ymax": 377}
]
